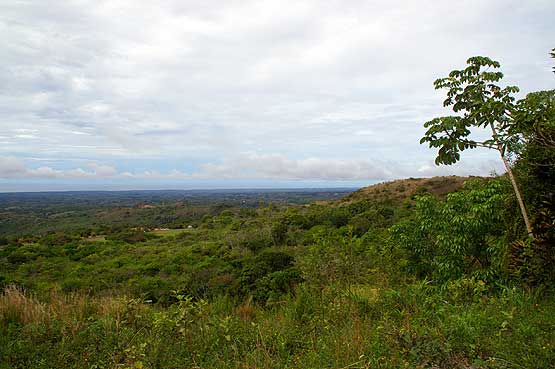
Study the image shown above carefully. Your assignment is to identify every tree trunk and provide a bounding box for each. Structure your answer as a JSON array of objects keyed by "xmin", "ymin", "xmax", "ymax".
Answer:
[{"xmin": 490, "ymin": 124, "xmax": 534, "ymax": 237}]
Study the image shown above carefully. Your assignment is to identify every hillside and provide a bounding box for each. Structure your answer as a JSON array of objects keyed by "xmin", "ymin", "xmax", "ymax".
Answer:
[
  {"xmin": 339, "ymin": 175, "xmax": 476, "ymax": 204},
  {"xmin": 2, "ymin": 175, "xmax": 554, "ymax": 369}
]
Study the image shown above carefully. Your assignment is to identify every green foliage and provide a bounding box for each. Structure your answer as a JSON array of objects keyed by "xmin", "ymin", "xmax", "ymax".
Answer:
[
  {"xmin": 39, "ymin": 232, "xmax": 77, "ymax": 246},
  {"xmin": 507, "ymin": 90, "xmax": 555, "ymax": 283},
  {"xmin": 507, "ymin": 211, "xmax": 555, "ymax": 286},
  {"xmin": 297, "ymin": 230, "xmax": 370, "ymax": 288},
  {"xmin": 282, "ymin": 208, "xmax": 311, "ymax": 229},
  {"xmin": 0, "ymin": 170, "xmax": 553, "ymax": 367},
  {"xmin": 421, "ymin": 56, "xmax": 520, "ymax": 165},
  {"xmin": 270, "ymin": 221, "xmax": 288, "ymax": 244},
  {"xmin": 3, "ymin": 283, "xmax": 555, "ymax": 369},
  {"xmin": 106, "ymin": 230, "xmax": 158, "ymax": 244},
  {"xmin": 513, "ymin": 90, "xmax": 555, "ymax": 204},
  {"xmin": 238, "ymin": 250, "xmax": 298, "ymax": 302},
  {"xmin": 348, "ymin": 213, "xmax": 373, "ymax": 236},
  {"xmin": 391, "ymin": 179, "xmax": 508, "ymax": 282}
]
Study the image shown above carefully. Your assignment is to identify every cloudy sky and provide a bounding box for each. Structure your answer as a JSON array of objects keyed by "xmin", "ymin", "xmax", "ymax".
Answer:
[{"xmin": 1, "ymin": 0, "xmax": 553, "ymax": 191}]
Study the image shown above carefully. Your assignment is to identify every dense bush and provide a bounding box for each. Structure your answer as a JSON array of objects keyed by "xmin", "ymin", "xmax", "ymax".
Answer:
[{"xmin": 390, "ymin": 179, "xmax": 508, "ymax": 283}]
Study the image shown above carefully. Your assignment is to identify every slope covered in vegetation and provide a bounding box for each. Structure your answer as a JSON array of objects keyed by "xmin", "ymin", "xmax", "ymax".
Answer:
[
  {"xmin": 338, "ymin": 175, "xmax": 470, "ymax": 203},
  {"xmin": 1, "ymin": 173, "xmax": 554, "ymax": 368}
]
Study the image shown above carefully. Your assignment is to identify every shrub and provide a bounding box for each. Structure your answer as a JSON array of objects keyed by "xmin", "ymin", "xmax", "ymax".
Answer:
[
  {"xmin": 239, "ymin": 251, "xmax": 297, "ymax": 301},
  {"xmin": 390, "ymin": 178, "xmax": 508, "ymax": 283}
]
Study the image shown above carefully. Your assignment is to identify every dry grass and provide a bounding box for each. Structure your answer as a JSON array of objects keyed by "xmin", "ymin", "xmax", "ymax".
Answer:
[
  {"xmin": 235, "ymin": 297, "xmax": 257, "ymax": 322},
  {"xmin": 0, "ymin": 285, "xmax": 131, "ymax": 333},
  {"xmin": 0, "ymin": 285, "xmax": 48, "ymax": 326},
  {"xmin": 338, "ymin": 175, "xmax": 482, "ymax": 204}
]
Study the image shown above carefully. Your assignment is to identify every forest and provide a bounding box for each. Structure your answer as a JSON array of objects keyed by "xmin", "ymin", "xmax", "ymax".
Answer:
[{"xmin": 0, "ymin": 56, "xmax": 554, "ymax": 368}]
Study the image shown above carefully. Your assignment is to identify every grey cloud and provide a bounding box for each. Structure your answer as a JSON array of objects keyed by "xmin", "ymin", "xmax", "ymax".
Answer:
[
  {"xmin": 0, "ymin": 157, "xmax": 27, "ymax": 177},
  {"xmin": 0, "ymin": 0, "xmax": 553, "ymax": 189},
  {"xmin": 199, "ymin": 154, "xmax": 393, "ymax": 180},
  {"xmin": 196, "ymin": 153, "xmax": 502, "ymax": 181},
  {"xmin": 0, "ymin": 157, "xmax": 119, "ymax": 179},
  {"xmin": 0, "ymin": 153, "xmax": 502, "ymax": 183}
]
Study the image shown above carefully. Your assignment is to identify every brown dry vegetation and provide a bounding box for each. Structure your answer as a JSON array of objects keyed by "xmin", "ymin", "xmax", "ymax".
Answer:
[
  {"xmin": 339, "ymin": 176, "xmax": 481, "ymax": 204},
  {"xmin": 0, "ymin": 286, "xmax": 133, "ymax": 332}
]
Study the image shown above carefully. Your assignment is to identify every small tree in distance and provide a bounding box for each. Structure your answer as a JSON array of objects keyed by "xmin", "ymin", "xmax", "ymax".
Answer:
[{"xmin": 420, "ymin": 56, "xmax": 533, "ymax": 237}]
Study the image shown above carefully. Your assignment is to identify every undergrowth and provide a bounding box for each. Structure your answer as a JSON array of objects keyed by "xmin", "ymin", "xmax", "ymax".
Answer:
[{"xmin": 1, "ymin": 282, "xmax": 554, "ymax": 369}]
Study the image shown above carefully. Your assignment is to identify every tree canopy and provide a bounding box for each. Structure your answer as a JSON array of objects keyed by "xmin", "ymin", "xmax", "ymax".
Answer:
[
  {"xmin": 420, "ymin": 56, "xmax": 520, "ymax": 165},
  {"xmin": 420, "ymin": 56, "xmax": 533, "ymax": 235}
]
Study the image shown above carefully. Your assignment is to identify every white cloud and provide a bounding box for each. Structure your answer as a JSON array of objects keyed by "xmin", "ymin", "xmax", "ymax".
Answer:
[
  {"xmin": 0, "ymin": 157, "xmax": 119, "ymax": 180},
  {"xmin": 0, "ymin": 153, "xmax": 505, "ymax": 183},
  {"xmin": 196, "ymin": 152, "xmax": 505, "ymax": 181},
  {"xmin": 0, "ymin": 157, "xmax": 27, "ymax": 177},
  {"xmin": 197, "ymin": 154, "xmax": 392, "ymax": 180},
  {"xmin": 88, "ymin": 162, "xmax": 118, "ymax": 177},
  {"xmin": 0, "ymin": 0, "xmax": 553, "ymax": 189}
]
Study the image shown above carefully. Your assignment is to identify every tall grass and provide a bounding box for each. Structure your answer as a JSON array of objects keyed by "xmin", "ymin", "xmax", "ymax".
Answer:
[
  {"xmin": 2, "ymin": 284, "xmax": 555, "ymax": 368},
  {"xmin": 0, "ymin": 285, "xmax": 132, "ymax": 327},
  {"xmin": 0, "ymin": 285, "xmax": 48, "ymax": 326}
]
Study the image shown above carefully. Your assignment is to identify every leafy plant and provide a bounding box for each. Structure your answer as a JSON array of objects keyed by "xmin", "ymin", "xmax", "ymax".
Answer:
[
  {"xmin": 391, "ymin": 179, "xmax": 508, "ymax": 282},
  {"xmin": 420, "ymin": 56, "xmax": 533, "ymax": 236}
]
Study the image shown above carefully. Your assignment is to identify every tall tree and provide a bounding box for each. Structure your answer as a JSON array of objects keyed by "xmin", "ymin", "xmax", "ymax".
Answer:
[{"xmin": 420, "ymin": 56, "xmax": 534, "ymax": 236}]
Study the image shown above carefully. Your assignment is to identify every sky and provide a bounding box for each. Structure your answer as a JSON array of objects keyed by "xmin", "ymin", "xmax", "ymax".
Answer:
[{"xmin": 0, "ymin": 0, "xmax": 554, "ymax": 192}]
